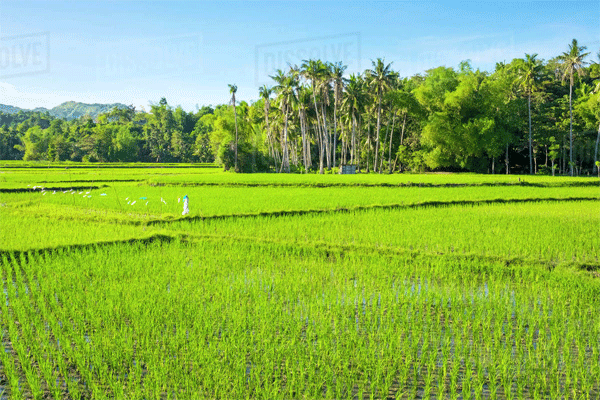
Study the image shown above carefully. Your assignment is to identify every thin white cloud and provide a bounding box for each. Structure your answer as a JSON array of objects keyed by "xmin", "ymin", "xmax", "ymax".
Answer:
[{"xmin": 0, "ymin": 82, "xmax": 68, "ymax": 109}]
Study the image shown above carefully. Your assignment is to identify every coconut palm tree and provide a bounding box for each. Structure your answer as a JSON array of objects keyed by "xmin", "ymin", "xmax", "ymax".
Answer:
[
  {"xmin": 366, "ymin": 58, "xmax": 397, "ymax": 173},
  {"xmin": 296, "ymin": 85, "xmax": 313, "ymax": 171},
  {"xmin": 301, "ymin": 59, "xmax": 328, "ymax": 173},
  {"xmin": 331, "ymin": 61, "xmax": 347, "ymax": 168},
  {"xmin": 319, "ymin": 62, "xmax": 333, "ymax": 169},
  {"xmin": 228, "ymin": 84, "xmax": 239, "ymax": 172},
  {"xmin": 342, "ymin": 74, "xmax": 367, "ymax": 169},
  {"xmin": 515, "ymin": 54, "xmax": 543, "ymax": 174},
  {"xmin": 558, "ymin": 39, "xmax": 590, "ymax": 176},
  {"xmin": 258, "ymin": 85, "xmax": 275, "ymax": 163},
  {"xmin": 271, "ymin": 69, "xmax": 298, "ymax": 173}
]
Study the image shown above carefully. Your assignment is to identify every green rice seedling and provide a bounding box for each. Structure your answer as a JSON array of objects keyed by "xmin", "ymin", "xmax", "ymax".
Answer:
[{"xmin": 2, "ymin": 164, "xmax": 600, "ymax": 398}]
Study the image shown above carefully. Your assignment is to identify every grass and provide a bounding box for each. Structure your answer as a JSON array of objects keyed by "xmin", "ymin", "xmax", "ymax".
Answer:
[
  {"xmin": 0, "ymin": 163, "xmax": 599, "ymax": 399},
  {"xmin": 163, "ymin": 200, "xmax": 600, "ymax": 266}
]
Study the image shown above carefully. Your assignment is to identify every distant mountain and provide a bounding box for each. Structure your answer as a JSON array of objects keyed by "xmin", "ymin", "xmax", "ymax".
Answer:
[
  {"xmin": 0, "ymin": 104, "xmax": 27, "ymax": 114},
  {"xmin": 0, "ymin": 101, "xmax": 129, "ymax": 120},
  {"xmin": 48, "ymin": 101, "xmax": 129, "ymax": 120}
]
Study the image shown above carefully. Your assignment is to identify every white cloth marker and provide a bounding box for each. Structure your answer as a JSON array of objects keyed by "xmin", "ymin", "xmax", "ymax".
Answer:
[{"xmin": 182, "ymin": 195, "xmax": 189, "ymax": 215}]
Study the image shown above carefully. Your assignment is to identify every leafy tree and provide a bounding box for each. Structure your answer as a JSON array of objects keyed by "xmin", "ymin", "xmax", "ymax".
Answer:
[
  {"xmin": 192, "ymin": 114, "xmax": 215, "ymax": 163},
  {"xmin": 16, "ymin": 126, "xmax": 48, "ymax": 161},
  {"xmin": 385, "ymin": 86, "xmax": 421, "ymax": 173},
  {"xmin": 113, "ymin": 125, "xmax": 139, "ymax": 161}
]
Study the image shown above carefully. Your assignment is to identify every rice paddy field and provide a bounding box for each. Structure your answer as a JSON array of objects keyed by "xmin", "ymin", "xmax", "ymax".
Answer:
[{"xmin": 1, "ymin": 162, "xmax": 599, "ymax": 399}]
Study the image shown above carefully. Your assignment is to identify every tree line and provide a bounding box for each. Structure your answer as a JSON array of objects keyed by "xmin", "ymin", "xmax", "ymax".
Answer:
[{"xmin": 1, "ymin": 39, "xmax": 598, "ymax": 175}]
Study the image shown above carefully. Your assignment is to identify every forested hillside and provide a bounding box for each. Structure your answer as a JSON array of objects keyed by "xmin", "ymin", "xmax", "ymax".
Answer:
[
  {"xmin": 0, "ymin": 101, "xmax": 128, "ymax": 121},
  {"xmin": 1, "ymin": 39, "xmax": 598, "ymax": 175}
]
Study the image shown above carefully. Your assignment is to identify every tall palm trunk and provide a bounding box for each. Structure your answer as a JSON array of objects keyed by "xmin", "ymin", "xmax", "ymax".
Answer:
[
  {"xmin": 388, "ymin": 111, "xmax": 397, "ymax": 174},
  {"xmin": 338, "ymin": 124, "xmax": 345, "ymax": 168},
  {"xmin": 527, "ymin": 92, "xmax": 533, "ymax": 175},
  {"xmin": 233, "ymin": 95, "xmax": 238, "ymax": 172},
  {"xmin": 322, "ymin": 102, "xmax": 331, "ymax": 170},
  {"xmin": 562, "ymin": 135, "xmax": 566, "ymax": 174},
  {"xmin": 264, "ymin": 103, "xmax": 276, "ymax": 166},
  {"xmin": 594, "ymin": 120, "xmax": 600, "ymax": 174},
  {"xmin": 299, "ymin": 107, "xmax": 310, "ymax": 171},
  {"xmin": 306, "ymin": 124, "xmax": 312, "ymax": 170},
  {"xmin": 356, "ymin": 115, "xmax": 362, "ymax": 172},
  {"xmin": 302, "ymin": 110, "xmax": 308, "ymax": 171},
  {"xmin": 569, "ymin": 78, "xmax": 574, "ymax": 176},
  {"xmin": 374, "ymin": 92, "xmax": 382, "ymax": 173},
  {"xmin": 380, "ymin": 111, "xmax": 392, "ymax": 173},
  {"xmin": 528, "ymin": 93, "xmax": 533, "ymax": 175},
  {"xmin": 280, "ymin": 106, "xmax": 290, "ymax": 173},
  {"xmin": 366, "ymin": 122, "xmax": 371, "ymax": 173},
  {"xmin": 351, "ymin": 113, "xmax": 357, "ymax": 166},
  {"xmin": 400, "ymin": 112, "xmax": 407, "ymax": 146},
  {"xmin": 505, "ymin": 142, "xmax": 509, "ymax": 174},
  {"xmin": 333, "ymin": 100, "xmax": 338, "ymax": 168},
  {"xmin": 311, "ymin": 86, "xmax": 325, "ymax": 174}
]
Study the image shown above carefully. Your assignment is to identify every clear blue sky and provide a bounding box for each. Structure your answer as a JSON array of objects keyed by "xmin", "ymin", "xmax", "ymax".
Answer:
[{"xmin": 0, "ymin": 1, "xmax": 598, "ymax": 111}]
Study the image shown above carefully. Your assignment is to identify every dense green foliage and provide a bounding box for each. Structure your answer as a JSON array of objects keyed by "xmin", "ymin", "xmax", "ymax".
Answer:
[
  {"xmin": 1, "ymin": 165, "xmax": 599, "ymax": 399},
  {"xmin": 1, "ymin": 39, "xmax": 599, "ymax": 176}
]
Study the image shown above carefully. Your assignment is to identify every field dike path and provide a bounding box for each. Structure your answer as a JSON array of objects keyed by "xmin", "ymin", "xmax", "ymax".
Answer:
[
  {"xmin": 146, "ymin": 196, "xmax": 599, "ymax": 225},
  {"xmin": 8, "ymin": 195, "xmax": 597, "ymax": 227},
  {"xmin": 150, "ymin": 180, "xmax": 600, "ymax": 188},
  {"xmin": 2, "ymin": 230, "xmax": 599, "ymax": 276},
  {"xmin": 0, "ymin": 185, "xmax": 106, "ymax": 193}
]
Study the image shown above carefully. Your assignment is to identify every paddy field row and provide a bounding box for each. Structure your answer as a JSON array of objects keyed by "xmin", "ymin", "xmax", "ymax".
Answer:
[{"xmin": 0, "ymin": 164, "xmax": 598, "ymax": 398}]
